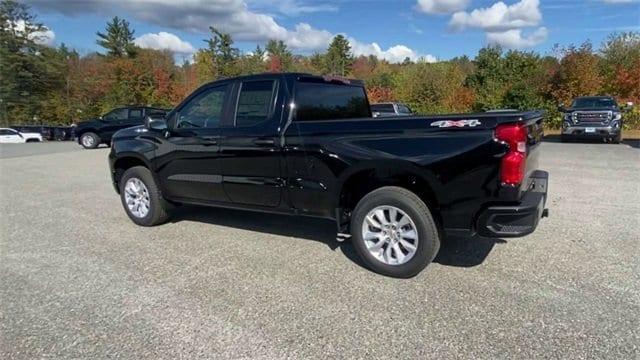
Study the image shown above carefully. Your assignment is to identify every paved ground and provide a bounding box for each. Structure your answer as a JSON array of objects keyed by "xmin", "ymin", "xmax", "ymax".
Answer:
[{"xmin": 1, "ymin": 140, "xmax": 638, "ymax": 359}]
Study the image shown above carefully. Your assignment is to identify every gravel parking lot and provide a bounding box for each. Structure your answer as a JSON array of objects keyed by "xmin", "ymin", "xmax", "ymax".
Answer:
[{"xmin": 1, "ymin": 140, "xmax": 638, "ymax": 359}]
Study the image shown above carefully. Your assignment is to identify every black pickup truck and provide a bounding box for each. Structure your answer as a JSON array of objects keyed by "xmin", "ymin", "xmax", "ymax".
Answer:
[
  {"xmin": 108, "ymin": 73, "xmax": 549, "ymax": 277},
  {"xmin": 75, "ymin": 106, "xmax": 168, "ymax": 149}
]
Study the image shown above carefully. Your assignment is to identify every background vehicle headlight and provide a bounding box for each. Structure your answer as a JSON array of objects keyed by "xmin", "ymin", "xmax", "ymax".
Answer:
[
  {"xmin": 562, "ymin": 121, "xmax": 571, "ymax": 129},
  {"xmin": 613, "ymin": 112, "xmax": 622, "ymax": 121}
]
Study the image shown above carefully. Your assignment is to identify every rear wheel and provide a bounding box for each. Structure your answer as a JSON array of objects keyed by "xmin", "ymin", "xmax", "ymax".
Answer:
[
  {"xmin": 560, "ymin": 135, "xmax": 571, "ymax": 143},
  {"xmin": 350, "ymin": 186, "xmax": 440, "ymax": 278},
  {"xmin": 80, "ymin": 132, "xmax": 100, "ymax": 149},
  {"xmin": 120, "ymin": 166, "xmax": 171, "ymax": 226}
]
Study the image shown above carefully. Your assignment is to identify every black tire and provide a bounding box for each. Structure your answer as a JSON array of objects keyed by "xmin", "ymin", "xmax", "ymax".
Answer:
[
  {"xmin": 612, "ymin": 133, "xmax": 622, "ymax": 144},
  {"xmin": 350, "ymin": 186, "xmax": 440, "ymax": 278},
  {"xmin": 26, "ymin": 139, "xmax": 40, "ymax": 143},
  {"xmin": 119, "ymin": 166, "xmax": 171, "ymax": 226},
  {"xmin": 560, "ymin": 135, "xmax": 570, "ymax": 143},
  {"xmin": 79, "ymin": 132, "xmax": 100, "ymax": 149}
]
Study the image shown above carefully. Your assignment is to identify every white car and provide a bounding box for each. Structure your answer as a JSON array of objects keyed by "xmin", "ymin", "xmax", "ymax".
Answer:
[{"xmin": 0, "ymin": 128, "xmax": 43, "ymax": 143}]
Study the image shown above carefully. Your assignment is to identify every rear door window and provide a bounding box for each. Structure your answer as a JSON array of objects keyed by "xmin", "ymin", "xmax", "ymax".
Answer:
[
  {"xmin": 129, "ymin": 108, "xmax": 143, "ymax": 119},
  {"xmin": 103, "ymin": 108, "xmax": 128, "ymax": 121},
  {"xmin": 294, "ymin": 82, "xmax": 370, "ymax": 121},
  {"xmin": 235, "ymin": 80, "xmax": 276, "ymax": 127}
]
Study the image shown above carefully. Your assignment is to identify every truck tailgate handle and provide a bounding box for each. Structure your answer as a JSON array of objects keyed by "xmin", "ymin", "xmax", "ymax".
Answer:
[{"xmin": 253, "ymin": 138, "xmax": 275, "ymax": 146}]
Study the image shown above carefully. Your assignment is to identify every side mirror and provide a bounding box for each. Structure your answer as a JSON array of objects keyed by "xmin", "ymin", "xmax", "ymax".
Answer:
[
  {"xmin": 557, "ymin": 104, "xmax": 566, "ymax": 112},
  {"xmin": 145, "ymin": 114, "xmax": 167, "ymax": 131}
]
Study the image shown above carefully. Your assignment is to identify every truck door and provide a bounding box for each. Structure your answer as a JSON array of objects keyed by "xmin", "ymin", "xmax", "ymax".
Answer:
[
  {"xmin": 155, "ymin": 83, "xmax": 230, "ymax": 202},
  {"xmin": 219, "ymin": 78, "xmax": 284, "ymax": 207},
  {"xmin": 100, "ymin": 108, "xmax": 129, "ymax": 139}
]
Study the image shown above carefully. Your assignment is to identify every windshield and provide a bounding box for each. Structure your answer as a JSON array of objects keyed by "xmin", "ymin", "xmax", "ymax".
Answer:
[{"xmin": 571, "ymin": 98, "xmax": 617, "ymax": 109}]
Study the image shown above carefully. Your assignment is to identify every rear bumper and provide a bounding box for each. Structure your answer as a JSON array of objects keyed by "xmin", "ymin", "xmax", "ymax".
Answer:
[{"xmin": 476, "ymin": 171, "xmax": 549, "ymax": 238}]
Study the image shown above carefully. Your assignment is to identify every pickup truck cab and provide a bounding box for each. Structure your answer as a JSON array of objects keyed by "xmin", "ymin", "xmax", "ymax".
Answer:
[
  {"xmin": 109, "ymin": 73, "xmax": 549, "ymax": 277},
  {"xmin": 560, "ymin": 96, "xmax": 632, "ymax": 143},
  {"xmin": 75, "ymin": 106, "xmax": 168, "ymax": 149}
]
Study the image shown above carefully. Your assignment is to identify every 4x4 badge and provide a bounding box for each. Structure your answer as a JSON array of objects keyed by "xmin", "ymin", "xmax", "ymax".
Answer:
[{"xmin": 430, "ymin": 119, "xmax": 481, "ymax": 128}]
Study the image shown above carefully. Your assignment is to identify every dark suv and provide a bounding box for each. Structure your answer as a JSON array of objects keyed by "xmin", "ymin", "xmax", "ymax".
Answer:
[
  {"xmin": 75, "ymin": 106, "xmax": 168, "ymax": 149},
  {"xmin": 560, "ymin": 96, "xmax": 632, "ymax": 143}
]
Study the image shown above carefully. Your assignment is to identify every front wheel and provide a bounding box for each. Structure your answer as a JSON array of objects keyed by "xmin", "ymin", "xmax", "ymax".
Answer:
[
  {"xmin": 79, "ymin": 132, "xmax": 100, "ymax": 149},
  {"xmin": 611, "ymin": 133, "xmax": 622, "ymax": 144},
  {"xmin": 350, "ymin": 186, "xmax": 440, "ymax": 278},
  {"xmin": 120, "ymin": 166, "xmax": 171, "ymax": 226}
]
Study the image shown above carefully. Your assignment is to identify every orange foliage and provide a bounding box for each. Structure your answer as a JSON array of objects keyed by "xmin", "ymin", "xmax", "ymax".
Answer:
[
  {"xmin": 367, "ymin": 86, "xmax": 394, "ymax": 103},
  {"xmin": 614, "ymin": 59, "xmax": 640, "ymax": 104}
]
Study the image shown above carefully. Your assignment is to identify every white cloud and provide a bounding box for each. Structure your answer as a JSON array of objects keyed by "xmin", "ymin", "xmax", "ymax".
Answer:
[
  {"xmin": 486, "ymin": 27, "xmax": 548, "ymax": 48},
  {"xmin": 417, "ymin": 0, "xmax": 470, "ymax": 14},
  {"xmin": 10, "ymin": 19, "xmax": 55, "ymax": 46},
  {"xmin": 449, "ymin": 0, "xmax": 542, "ymax": 32},
  {"xmin": 349, "ymin": 39, "xmax": 437, "ymax": 63},
  {"xmin": 283, "ymin": 23, "xmax": 334, "ymax": 51},
  {"xmin": 446, "ymin": 0, "xmax": 546, "ymax": 48},
  {"xmin": 134, "ymin": 32, "xmax": 196, "ymax": 54},
  {"xmin": 28, "ymin": 0, "xmax": 430, "ymax": 63}
]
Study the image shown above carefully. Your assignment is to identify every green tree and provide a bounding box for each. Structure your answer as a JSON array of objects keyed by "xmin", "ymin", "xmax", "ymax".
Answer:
[
  {"xmin": 324, "ymin": 35, "xmax": 353, "ymax": 75},
  {"xmin": 394, "ymin": 61, "xmax": 469, "ymax": 114},
  {"xmin": 236, "ymin": 46, "xmax": 267, "ymax": 74},
  {"xmin": 466, "ymin": 47, "xmax": 508, "ymax": 111},
  {"xmin": 265, "ymin": 40, "xmax": 292, "ymax": 72},
  {"xmin": 0, "ymin": 0, "xmax": 53, "ymax": 125},
  {"xmin": 205, "ymin": 26, "xmax": 239, "ymax": 77},
  {"xmin": 96, "ymin": 16, "xmax": 137, "ymax": 58}
]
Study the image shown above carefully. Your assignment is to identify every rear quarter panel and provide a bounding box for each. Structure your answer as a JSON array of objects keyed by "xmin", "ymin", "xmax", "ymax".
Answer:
[{"xmin": 283, "ymin": 115, "xmax": 518, "ymax": 231}]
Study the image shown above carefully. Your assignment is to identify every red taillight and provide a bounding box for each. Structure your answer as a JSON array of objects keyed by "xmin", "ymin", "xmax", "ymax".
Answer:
[{"xmin": 495, "ymin": 123, "xmax": 527, "ymax": 186}]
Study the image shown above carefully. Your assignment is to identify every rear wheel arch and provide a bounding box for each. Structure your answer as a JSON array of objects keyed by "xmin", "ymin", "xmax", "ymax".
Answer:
[{"xmin": 337, "ymin": 164, "xmax": 442, "ymax": 228}]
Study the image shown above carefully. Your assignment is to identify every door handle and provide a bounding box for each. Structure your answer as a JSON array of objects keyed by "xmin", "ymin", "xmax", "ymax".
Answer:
[
  {"xmin": 253, "ymin": 138, "xmax": 275, "ymax": 146},
  {"xmin": 198, "ymin": 136, "xmax": 219, "ymax": 145}
]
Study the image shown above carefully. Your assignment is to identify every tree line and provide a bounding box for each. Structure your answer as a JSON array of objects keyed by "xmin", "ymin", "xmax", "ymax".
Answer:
[{"xmin": 1, "ymin": 0, "xmax": 638, "ymax": 129}]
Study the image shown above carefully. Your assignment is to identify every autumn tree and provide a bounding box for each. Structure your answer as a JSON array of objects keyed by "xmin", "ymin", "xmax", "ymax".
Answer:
[
  {"xmin": 600, "ymin": 32, "xmax": 640, "ymax": 103},
  {"xmin": 96, "ymin": 16, "xmax": 137, "ymax": 58},
  {"xmin": 265, "ymin": 40, "xmax": 292, "ymax": 72},
  {"xmin": 550, "ymin": 42, "xmax": 604, "ymax": 106}
]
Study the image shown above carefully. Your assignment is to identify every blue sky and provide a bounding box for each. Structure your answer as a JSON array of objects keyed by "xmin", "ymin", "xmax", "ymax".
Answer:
[{"xmin": 24, "ymin": 0, "xmax": 640, "ymax": 62}]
